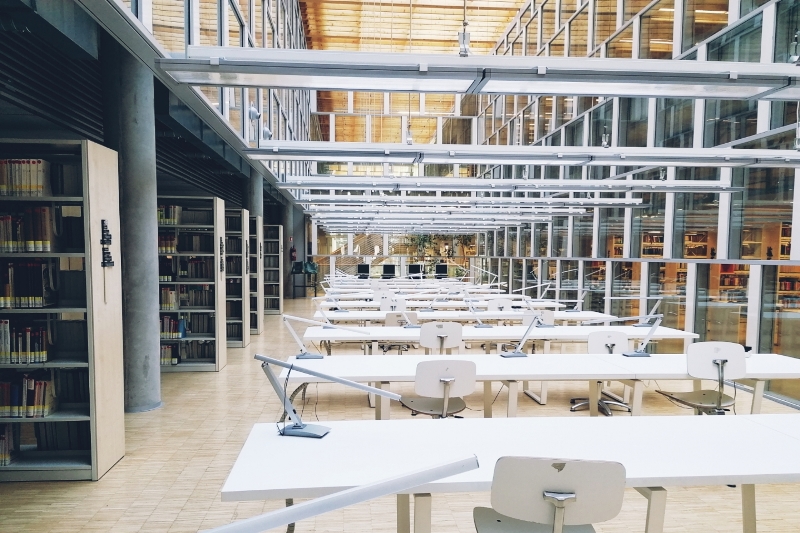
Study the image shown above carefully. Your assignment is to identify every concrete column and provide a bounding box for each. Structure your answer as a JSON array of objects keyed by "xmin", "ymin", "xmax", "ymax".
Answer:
[
  {"xmin": 116, "ymin": 49, "xmax": 161, "ymax": 412},
  {"xmin": 246, "ymin": 167, "xmax": 264, "ymax": 218}
]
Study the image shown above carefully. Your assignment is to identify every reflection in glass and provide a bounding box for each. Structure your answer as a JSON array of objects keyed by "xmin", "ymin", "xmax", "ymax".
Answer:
[
  {"xmin": 730, "ymin": 168, "xmax": 794, "ymax": 260},
  {"xmin": 610, "ymin": 262, "xmax": 641, "ymax": 317},
  {"xmin": 639, "ymin": 0, "xmax": 674, "ymax": 59},
  {"xmin": 569, "ymin": 10, "xmax": 589, "ymax": 57},
  {"xmin": 649, "ymin": 262, "xmax": 687, "ymax": 353},
  {"xmin": 599, "ymin": 194, "xmax": 625, "ymax": 258},
  {"xmin": 573, "ymin": 213, "xmax": 594, "ymax": 256},
  {"xmin": 618, "ymin": 98, "xmax": 649, "ymax": 147},
  {"xmin": 552, "ymin": 217, "xmax": 569, "ymax": 257},
  {"xmin": 607, "ymin": 25, "xmax": 634, "ymax": 57},
  {"xmin": 695, "ymin": 263, "xmax": 748, "ymax": 343},
  {"xmin": 655, "ymin": 98, "xmax": 693, "ymax": 147},
  {"xmin": 584, "ymin": 261, "xmax": 607, "ymax": 312},
  {"xmin": 707, "ymin": 13, "xmax": 762, "ymax": 62},
  {"xmin": 526, "ymin": 15, "xmax": 540, "ymax": 55},
  {"xmin": 673, "ymin": 167, "xmax": 720, "ymax": 259},
  {"xmin": 594, "ymin": 0, "xmax": 617, "ymax": 48},
  {"xmin": 683, "ymin": 0, "xmax": 728, "ymax": 52},
  {"xmin": 775, "ymin": 0, "xmax": 800, "ymax": 63},
  {"xmin": 761, "ymin": 265, "xmax": 800, "ymax": 402}
]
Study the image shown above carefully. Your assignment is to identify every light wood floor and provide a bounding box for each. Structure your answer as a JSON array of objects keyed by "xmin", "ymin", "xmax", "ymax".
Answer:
[{"xmin": 1, "ymin": 298, "xmax": 799, "ymax": 533}]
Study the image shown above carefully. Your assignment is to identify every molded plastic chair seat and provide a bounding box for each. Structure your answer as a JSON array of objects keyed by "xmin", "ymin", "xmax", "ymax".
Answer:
[
  {"xmin": 474, "ymin": 508, "xmax": 595, "ymax": 533},
  {"xmin": 399, "ymin": 396, "xmax": 467, "ymax": 418},
  {"xmin": 658, "ymin": 389, "xmax": 735, "ymax": 410}
]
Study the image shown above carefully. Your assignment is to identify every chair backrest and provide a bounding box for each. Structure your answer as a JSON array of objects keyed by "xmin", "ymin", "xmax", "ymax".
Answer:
[
  {"xmin": 380, "ymin": 298, "xmax": 407, "ymax": 312},
  {"xmin": 686, "ymin": 342, "xmax": 747, "ymax": 380},
  {"xmin": 487, "ymin": 298, "xmax": 514, "ymax": 312},
  {"xmin": 490, "ymin": 457, "xmax": 626, "ymax": 526},
  {"xmin": 385, "ymin": 311, "xmax": 418, "ymax": 327},
  {"xmin": 587, "ymin": 331, "xmax": 629, "ymax": 354},
  {"xmin": 414, "ymin": 360, "xmax": 477, "ymax": 398},
  {"xmin": 419, "ymin": 322, "xmax": 463, "ymax": 350}
]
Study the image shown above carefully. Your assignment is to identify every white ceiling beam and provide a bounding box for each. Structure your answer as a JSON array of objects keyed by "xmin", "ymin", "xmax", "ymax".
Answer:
[
  {"xmin": 158, "ymin": 47, "xmax": 800, "ymax": 100},
  {"xmin": 246, "ymin": 141, "xmax": 800, "ymax": 167}
]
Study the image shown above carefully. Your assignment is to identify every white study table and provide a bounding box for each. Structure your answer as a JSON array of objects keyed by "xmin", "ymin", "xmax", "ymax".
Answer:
[
  {"xmin": 313, "ymin": 309, "xmax": 615, "ymax": 325},
  {"xmin": 221, "ymin": 414, "xmax": 800, "ymax": 533},
  {"xmin": 302, "ymin": 324, "xmax": 697, "ymax": 355},
  {"xmin": 319, "ymin": 299, "xmax": 566, "ymax": 310},
  {"xmin": 276, "ymin": 353, "xmax": 800, "ymax": 418}
]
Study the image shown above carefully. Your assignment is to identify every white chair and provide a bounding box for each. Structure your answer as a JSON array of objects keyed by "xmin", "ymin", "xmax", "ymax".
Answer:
[
  {"xmin": 657, "ymin": 341, "xmax": 747, "ymax": 415},
  {"xmin": 474, "ymin": 457, "xmax": 626, "ymax": 533},
  {"xmin": 487, "ymin": 298, "xmax": 514, "ymax": 312},
  {"xmin": 385, "ymin": 311, "xmax": 418, "ymax": 327},
  {"xmin": 380, "ymin": 297, "xmax": 407, "ymax": 312},
  {"xmin": 419, "ymin": 322, "xmax": 462, "ymax": 355},
  {"xmin": 570, "ymin": 331, "xmax": 632, "ymax": 416},
  {"xmin": 399, "ymin": 360, "xmax": 476, "ymax": 418}
]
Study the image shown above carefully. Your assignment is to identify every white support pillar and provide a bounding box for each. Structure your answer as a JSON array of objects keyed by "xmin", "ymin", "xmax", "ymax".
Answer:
[
  {"xmin": 662, "ymin": 167, "xmax": 676, "ymax": 260},
  {"xmin": 758, "ymin": 3, "xmax": 778, "ymax": 133},
  {"xmin": 745, "ymin": 264, "xmax": 763, "ymax": 350},
  {"xmin": 792, "ymin": 169, "xmax": 800, "ymax": 260},
  {"xmin": 347, "ymin": 234, "xmax": 354, "ymax": 255},
  {"xmin": 717, "ymin": 168, "xmax": 733, "ymax": 260},
  {"xmin": 383, "ymin": 234, "xmax": 389, "ymax": 256},
  {"xmin": 311, "ymin": 220, "xmax": 318, "ymax": 255},
  {"xmin": 591, "ymin": 208, "xmax": 600, "ymax": 259},
  {"xmin": 672, "ymin": 0, "xmax": 685, "ymax": 58},
  {"xmin": 640, "ymin": 262, "xmax": 649, "ymax": 316},
  {"xmin": 685, "ymin": 263, "xmax": 698, "ymax": 335},
  {"xmin": 604, "ymin": 260, "xmax": 613, "ymax": 315}
]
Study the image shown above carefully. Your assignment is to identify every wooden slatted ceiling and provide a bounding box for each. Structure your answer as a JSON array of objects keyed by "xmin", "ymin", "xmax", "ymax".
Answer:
[{"xmin": 299, "ymin": 0, "xmax": 524, "ymax": 54}]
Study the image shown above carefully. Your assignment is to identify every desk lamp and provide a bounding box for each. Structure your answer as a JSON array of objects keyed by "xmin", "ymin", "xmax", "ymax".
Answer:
[
  {"xmin": 583, "ymin": 314, "xmax": 664, "ymax": 357},
  {"xmin": 257, "ymin": 353, "xmax": 401, "ymax": 437},
  {"xmin": 281, "ymin": 314, "xmax": 365, "ymax": 360},
  {"xmin": 499, "ymin": 314, "xmax": 554, "ymax": 358},
  {"xmin": 205, "ymin": 456, "xmax": 479, "ymax": 533}
]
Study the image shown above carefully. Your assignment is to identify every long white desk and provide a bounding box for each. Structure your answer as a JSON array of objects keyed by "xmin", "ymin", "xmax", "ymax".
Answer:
[
  {"xmin": 303, "ymin": 324, "xmax": 698, "ymax": 355},
  {"xmin": 221, "ymin": 414, "xmax": 800, "ymax": 533},
  {"xmin": 277, "ymin": 353, "xmax": 800, "ymax": 418},
  {"xmin": 319, "ymin": 299, "xmax": 566, "ymax": 310},
  {"xmin": 313, "ymin": 309, "xmax": 615, "ymax": 325}
]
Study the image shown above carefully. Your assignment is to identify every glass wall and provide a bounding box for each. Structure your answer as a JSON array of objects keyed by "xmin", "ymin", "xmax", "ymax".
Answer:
[
  {"xmin": 761, "ymin": 265, "xmax": 800, "ymax": 401},
  {"xmin": 683, "ymin": 0, "xmax": 728, "ymax": 52},
  {"xmin": 673, "ymin": 168, "xmax": 721, "ymax": 259},
  {"xmin": 618, "ymin": 98, "xmax": 649, "ymax": 147},
  {"xmin": 695, "ymin": 263, "xmax": 749, "ymax": 344}
]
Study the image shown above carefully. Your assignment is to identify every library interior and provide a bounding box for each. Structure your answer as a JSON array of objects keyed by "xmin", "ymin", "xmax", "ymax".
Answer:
[{"xmin": 4, "ymin": 0, "xmax": 800, "ymax": 532}]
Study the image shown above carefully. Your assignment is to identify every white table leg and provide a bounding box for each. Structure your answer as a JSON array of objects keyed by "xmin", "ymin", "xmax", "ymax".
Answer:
[
  {"xmin": 397, "ymin": 494, "xmax": 410, "ymax": 533},
  {"xmin": 523, "ymin": 382, "xmax": 548, "ymax": 405},
  {"xmin": 630, "ymin": 380, "xmax": 644, "ymax": 416},
  {"xmin": 742, "ymin": 484, "xmax": 756, "ymax": 533},
  {"xmin": 375, "ymin": 382, "xmax": 390, "ymax": 420},
  {"xmin": 414, "ymin": 493, "xmax": 432, "ymax": 533},
  {"xmin": 522, "ymin": 380, "xmax": 529, "ymax": 390},
  {"xmin": 750, "ymin": 381, "xmax": 765, "ymax": 414},
  {"xmin": 635, "ymin": 487, "xmax": 667, "ymax": 533},
  {"xmin": 544, "ymin": 340, "xmax": 551, "ymax": 353},
  {"xmin": 372, "ymin": 340, "xmax": 378, "ymax": 354},
  {"xmin": 484, "ymin": 381, "xmax": 493, "ymax": 418},
  {"xmin": 503, "ymin": 380, "xmax": 518, "ymax": 417},
  {"xmin": 589, "ymin": 381, "xmax": 600, "ymax": 417}
]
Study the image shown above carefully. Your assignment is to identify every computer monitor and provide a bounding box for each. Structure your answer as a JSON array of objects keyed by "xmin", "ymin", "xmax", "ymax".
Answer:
[
  {"xmin": 435, "ymin": 263, "xmax": 449, "ymax": 279},
  {"xmin": 381, "ymin": 264, "xmax": 396, "ymax": 279},
  {"xmin": 357, "ymin": 264, "xmax": 370, "ymax": 279},
  {"xmin": 408, "ymin": 264, "xmax": 423, "ymax": 279}
]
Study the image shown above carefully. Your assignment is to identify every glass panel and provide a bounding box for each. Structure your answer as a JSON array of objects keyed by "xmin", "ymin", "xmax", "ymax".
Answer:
[
  {"xmin": 559, "ymin": 260, "xmax": 579, "ymax": 302},
  {"xmin": 371, "ymin": 116, "xmax": 401, "ymax": 143},
  {"xmin": 552, "ymin": 217, "xmax": 569, "ymax": 257},
  {"xmin": 640, "ymin": 0, "xmax": 674, "ymax": 59},
  {"xmin": 673, "ymin": 167, "xmax": 720, "ymax": 259},
  {"xmin": 610, "ymin": 261, "xmax": 641, "ymax": 317},
  {"xmin": 742, "ymin": 0, "xmax": 770, "ymax": 16},
  {"xmin": 522, "ymin": 226, "xmax": 532, "ymax": 256},
  {"xmin": 533, "ymin": 223, "xmax": 549, "ymax": 257},
  {"xmin": 648, "ymin": 262, "xmax": 688, "ymax": 353},
  {"xmin": 409, "ymin": 117, "xmax": 437, "ymax": 144},
  {"xmin": 761, "ymin": 265, "xmax": 800, "ymax": 402},
  {"xmin": 526, "ymin": 15, "xmax": 540, "ymax": 55},
  {"xmin": 683, "ymin": 0, "xmax": 728, "ymax": 52},
  {"xmin": 389, "ymin": 94, "xmax": 420, "ymax": 115},
  {"xmin": 353, "ymin": 92, "xmax": 383, "ymax": 114},
  {"xmin": 589, "ymin": 100, "xmax": 613, "ymax": 146},
  {"xmin": 594, "ymin": 0, "xmax": 617, "ymax": 48},
  {"xmin": 152, "ymin": 0, "xmax": 185, "ymax": 52},
  {"xmin": 624, "ymin": 0, "xmax": 651, "ymax": 22},
  {"xmin": 655, "ymin": 98, "xmax": 694, "ymax": 147},
  {"xmin": 703, "ymin": 99, "xmax": 758, "ymax": 147},
  {"xmin": 537, "ymin": 97, "xmax": 554, "ymax": 138},
  {"xmin": 200, "ymin": 0, "xmax": 219, "ymax": 45},
  {"xmin": 522, "ymin": 105, "xmax": 537, "ymax": 145},
  {"xmin": 584, "ymin": 261, "xmax": 607, "ymax": 312},
  {"xmin": 542, "ymin": 0, "xmax": 557, "ymax": 42},
  {"xmin": 695, "ymin": 263, "xmax": 748, "ymax": 343},
  {"xmin": 707, "ymin": 13, "xmax": 762, "ymax": 62},
  {"xmin": 317, "ymin": 91, "xmax": 348, "ymax": 113},
  {"xmin": 335, "ymin": 115, "xmax": 366, "ymax": 142},
  {"xmin": 572, "ymin": 214, "xmax": 593, "ymax": 256},
  {"xmin": 497, "ymin": 230, "xmax": 506, "ymax": 256},
  {"xmin": 442, "ymin": 118, "xmax": 472, "ymax": 144},
  {"xmin": 730, "ymin": 168, "xmax": 794, "ymax": 260},
  {"xmin": 426, "ymin": 94, "xmax": 456, "ymax": 116},
  {"xmin": 199, "ymin": 86, "xmax": 221, "ymax": 111},
  {"xmin": 228, "ymin": 1, "xmax": 242, "ymax": 46},
  {"xmin": 599, "ymin": 194, "xmax": 625, "ymax": 258},
  {"xmin": 549, "ymin": 29, "xmax": 565, "ymax": 56},
  {"xmin": 776, "ymin": 0, "xmax": 800, "ymax": 62},
  {"xmin": 564, "ymin": 117, "xmax": 584, "ymax": 146},
  {"xmin": 770, "ymin": 101, "xmax": 798, "ymax": 129},
  {"xmin": 509, "ymin": 227, "xmax": 518, "ymax": 256},
  {"xmin": 618, "ymin": 98, "xmax": 649, "ymax": 147},
  {"xmin": 228, "ymin": 88, "xmax": 243, "ymax": 136},
  {"xmin": 526, "ymin": 260, "xmax": 541, "ymax": 298},
  {"xmin": 569, "ymin": 9, "xmax": 589, "ymax": 57},
  {"xmin": 607, "ymin": 25, "xmax": 634, "ymax": 58}
]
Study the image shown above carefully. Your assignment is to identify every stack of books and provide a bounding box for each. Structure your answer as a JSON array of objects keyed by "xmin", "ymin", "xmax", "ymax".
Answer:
[{"xmin": 0, "ymin": 160, "xmax": 52, "ymax": 196}]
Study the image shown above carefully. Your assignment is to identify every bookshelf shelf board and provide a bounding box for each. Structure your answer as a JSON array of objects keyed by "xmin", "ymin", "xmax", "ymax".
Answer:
[
  {"xmin": 265, "ymin": 296, "xmax": 280, "ymax": 299},
  {"xmin": 225, "ymin": 231, "xmax": 243, "ymax": 236},
  {"xmin": 226, "ymin": 297, "xmax": 243, "ymax": 301},
  {"xmin": 159, "ymin": 280, "xmax": 214, "ymax": 285},
  {"xmin": 225, "ymin": 275, "xmax": 244, "ymax": 279},
  {"xmin": 0, "ymin": 359, "xmax": 88, "ymax": 369},
  {"xmin": 0, "ymin": 308, "xmax": 87, "ymax": 314},
  {"xmin": 249, "ymin": 273, "xmax": 258, "ymax": 277},
  {"xmin": 0, "ymin": 252, "xmax": 85, "ymax": 258},
  {"xmin": 0, "ymin": 406, "xmax": 90, "ymax": 424},
  {"xmin": 160, "ymin": 362, "xmax": 216, "ymax": 372},
  {"xmin": 160, "ymin": 336, "xmax": 216, "ymax": 342},
  {"xmin": 0, "ymin": 455, "xmax": 92, "ymax": 473},
  {"xmin": 265, "ymin": 267, "xmax": 280, "ymax": 271},
  {"xmin": 158, "ymin": 252, "xmax": 214, "ymax": 257},
  {"xmin": 0, "ymin": 196, "xmax": 83, "ymax": 203},
  {"xmin": 226, "ymin": 319, "xmax": 243, "ymax": 323},
  {"xmin": 157, "ymin": 225, "xmax": 214, "ymax": 229},
  {"xmin": 159, "ymin": 308, "xmax": 215, "ymax": 313}
]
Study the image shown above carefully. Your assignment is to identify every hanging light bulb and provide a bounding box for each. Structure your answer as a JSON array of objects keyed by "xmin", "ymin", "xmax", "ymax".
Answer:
[
  {"xmin": 248, "ymin": 102, "xmax": 261, "ymax": 121},
  {"xmin": 601, "ymin": 125, "xmax": 610, "ymax": 148},
  {"xmin": 659, "ymin": 167, "xmax": 666, "ymax": 181},
  {"xmin": 405, "ymin": 124, "xmax": 413, "ymax": 145},
  {"xmin": 458, "ymin": 0, "xmax": 471, "ymax": 58},
  {"xmin": 262, "ymin": 124, "xmax": 273, "ymax": 140},
  {"xmin": 790, "ymin": 29, "xmax": 800, "ymax": 62}
]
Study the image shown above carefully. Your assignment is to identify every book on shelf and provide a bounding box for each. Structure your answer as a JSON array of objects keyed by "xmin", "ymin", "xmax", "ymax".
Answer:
[
  {"xmin": 177, "ymin": 233, "xmax": 213, "ymax": 253},
  {"xmin": 224, "ymin": 214, "xmax": 243, "ymax": 232},
  {"xmin": 0, "ymin": 160, "xmax": 53, "ymax": 197},
  {"xmin": 161, "ymin": 339, "xmax": 215, "ymax": 366},
  {"xmin": 34, "ymin": 421, "xmax": 90, "ymax": 451},
  {"xmin": 158, "ymin": 234, "xmax": 177, "ymax": 254},
  {"xmin": 0, "ymin": 260, "xmax": 58, "ymax": 308},
  {"xmin": 0, "ymin": 207, "xmax": 54, "ymax": 252},
  {"xmin": 159, "ymin": 316, "xmax": 187, "ymax": 339},
  {"xmin": 225, "ymin": 255, "xmax": 242, "ymax": 275},
  {"xmin": 226, "ymin": 323, "xmax": 242, "ymax": 339},
  {"xmin": 0, "ymin": 371, "xmax": 57, "ymax": 418},
  {"xmin": 0, "ymin": 320, "xmax": 48, "ymax": 364},
  {"xmin": 0, "ymin": 423, "xmax": 18, "ymax": 465},
  {"xmin": 159, "ymin": 288, "xmax": 177, "ymax": 311},
  {"xmin": 158, "ymin": 204, "xmax": 213, "ymax": 226}
]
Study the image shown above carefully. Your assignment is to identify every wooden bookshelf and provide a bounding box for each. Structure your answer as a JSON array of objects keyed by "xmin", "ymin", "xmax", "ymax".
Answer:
[
  {"xmin": 780, "ymin": 222, "xmax": 792, "ymax": 259},
  {"xmin": 249, "ymin": 215, "xmax": 264, "ymax": 334},
  {"xmin": 157, "ymin": 196, "xmax": 226, "ymax": 372},
  {"xmin": 683, "ymin": 232, "xmax": 709, "ymax": 259},
  {"xmin": 264, "ymin": 224, "xmax": 283, "ymax": 315},
  {"xmin": 640, "ymin": 233, "xmax": 664, "ymax": 257},
  {"xmin": 225, "ymin": 208, "xmax": 250, "ymax": 348},
  {"xmin": 0, "ymin": 139, "xmax": 124, "ymax": 481}
]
